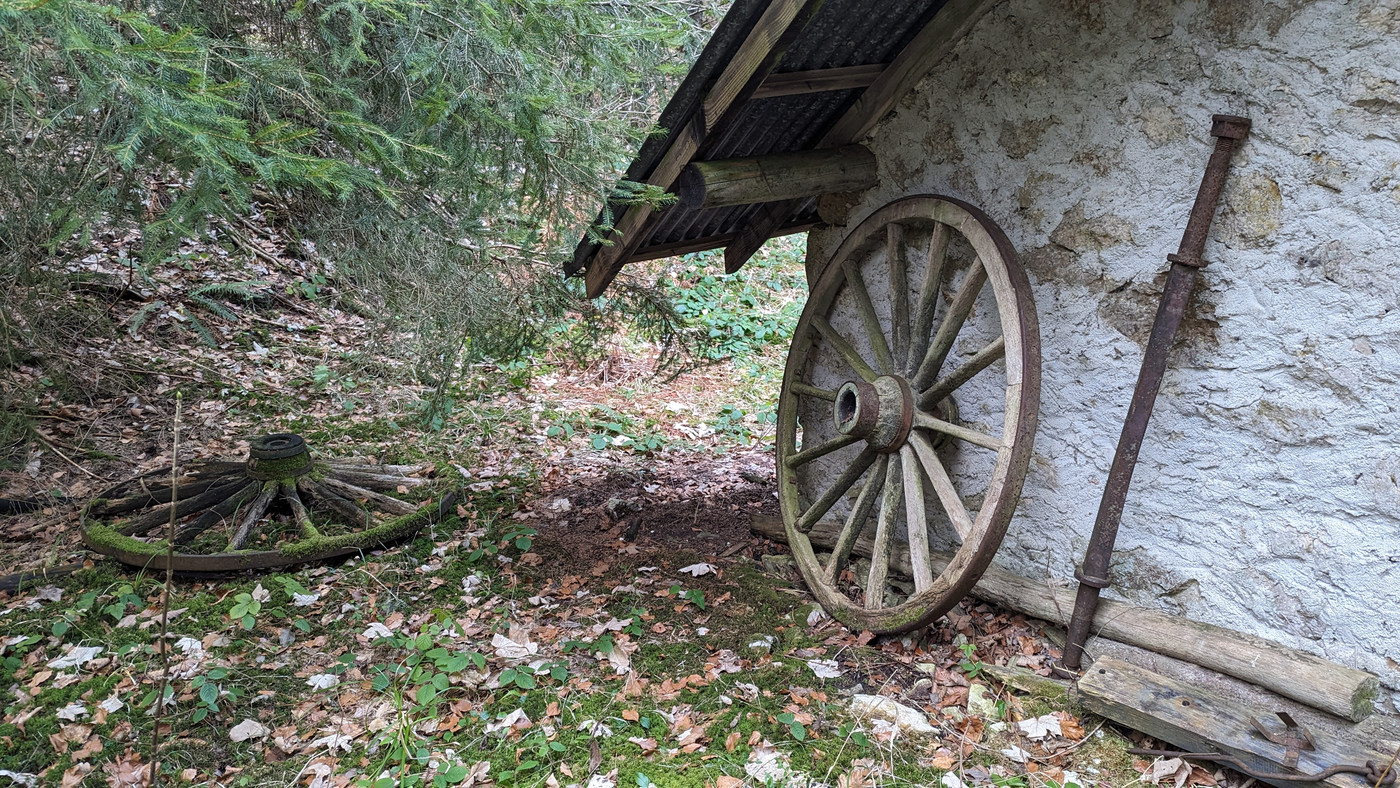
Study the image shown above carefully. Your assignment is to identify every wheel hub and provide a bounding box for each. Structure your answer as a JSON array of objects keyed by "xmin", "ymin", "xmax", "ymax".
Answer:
[
  {"xmin": 833, "ymin": 376, "xmax": 915, "ymax": 453},
  {"xmin": 247, "ymin": 432, "xmax": 314, "ymax": 480}
]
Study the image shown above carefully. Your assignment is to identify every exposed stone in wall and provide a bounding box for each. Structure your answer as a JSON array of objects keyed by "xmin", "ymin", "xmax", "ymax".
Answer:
[{"xmin": 808, "ymin": 0, "xmax": 1400, "ymax": 711}]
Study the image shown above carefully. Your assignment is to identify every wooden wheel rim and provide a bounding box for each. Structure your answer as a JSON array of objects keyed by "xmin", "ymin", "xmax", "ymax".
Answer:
[{"xmin": 777, "ymin": 195, "xmax": 1041, "ymax": 633}]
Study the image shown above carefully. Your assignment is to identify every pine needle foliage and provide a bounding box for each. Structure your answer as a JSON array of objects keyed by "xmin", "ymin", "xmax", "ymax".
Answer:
[{"xmin": 0, "ymin": 0, "xmax": 725, "ymax": 434}]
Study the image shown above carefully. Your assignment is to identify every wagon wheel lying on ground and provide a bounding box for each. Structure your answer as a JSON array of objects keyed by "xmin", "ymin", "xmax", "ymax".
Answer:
[
  {"xmin": 80, "ymin": 433, "xmax": 455, "ymax": 572},
  {"xmin": 778, "ymin": 195, "xmax": 1041, "ymax": 634}
]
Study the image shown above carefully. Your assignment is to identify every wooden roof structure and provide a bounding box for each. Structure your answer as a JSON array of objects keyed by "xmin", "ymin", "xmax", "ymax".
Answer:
[{"xmin": 568, "ymin": 0, "xmax": 998, "ymax": 297}]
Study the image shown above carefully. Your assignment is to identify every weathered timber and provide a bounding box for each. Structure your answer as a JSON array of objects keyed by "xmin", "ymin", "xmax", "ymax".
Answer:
[
  {"xmin": 675, "ymin": 145, "xmax": 876, "ymax": 210},
  {"xmin": 1078, "ymin": 657, "xmax": 1397, "ymax": 788},
  {"xmin": 981, "ymin": 664, "xmax": 1069, "ymax": 702},
  {"xmin": 750, "ymin": 514, "xmax": 1378, "ymax": 721},
  {"xmin": 724, "ymin": 0, "xmax": 999, "ymax": 274},
  {"xmin": 752, "ymin": 64, "xmax": 885, "ymax": 99},
  {"xmin": 627, "ymin": 222, "xmax": 817, "ymax": 263},
  {"xmin": 583, "ymin": 0, "xmax": 824, "ymax": 297}
]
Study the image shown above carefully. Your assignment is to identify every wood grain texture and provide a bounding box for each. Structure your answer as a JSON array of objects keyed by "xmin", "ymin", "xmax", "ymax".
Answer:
[
  {"xmin": 752, "ymin": 63, "xmax": 886, "ymax": 99},
  {"xmin": 678, "ymin": 145, "xmax": 876, "ymax": 209},
  {"xmin": 750, "ymin": 513, "xmax": 1378, "ymax": 721},
  {"xmin": 1078, "ymin": 657, "xmax": 1394, "ymax": 788}
]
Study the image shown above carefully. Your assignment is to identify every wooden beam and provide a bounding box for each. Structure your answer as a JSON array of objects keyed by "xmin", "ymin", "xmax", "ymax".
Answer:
[
  {"xmin": 676, "ymin": 145, "xmax": 876, "ymax": 210},
  {"xmin": 750, "ymin": 514, "xmax": 1379, "ymax": 722},
  {"xmin": 625, "ymin": 221, "xmax": 818, "ymax": 263},
  {"xmin": 751, "ymin": 64, "xmax": 886, "ymax": 99},
  {"xmin": 1079, "ymin": 658, "xmax": 1398, "ymax": 788},
  {"xmin": 724, "ymin": 0, "xmax": 1000, "ymax": 274},
  {"xmin": 583, "ymin": 0, "xmax": 825, "ymax": 298}
]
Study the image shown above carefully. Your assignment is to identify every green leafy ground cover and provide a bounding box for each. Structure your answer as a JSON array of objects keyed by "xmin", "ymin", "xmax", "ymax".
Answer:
[{"xmin": 0, "ymin": 236, "xmax": 1162, "ymax": 788}]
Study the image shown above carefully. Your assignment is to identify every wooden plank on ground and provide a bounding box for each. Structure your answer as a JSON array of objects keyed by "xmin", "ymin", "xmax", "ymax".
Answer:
[
  {"xmin": 749, "ymin": 513, "xmax": 1379, "ymax": 721},
  {"xmin": 1078, "ymin": 657, "xmax": 1399, "ymax": 788}
]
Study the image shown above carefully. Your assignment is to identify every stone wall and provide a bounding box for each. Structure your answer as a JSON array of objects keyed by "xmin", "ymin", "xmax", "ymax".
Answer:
[{"xmin": 806, "ymin": 0, "xmax": 1400, "ymax": 710}]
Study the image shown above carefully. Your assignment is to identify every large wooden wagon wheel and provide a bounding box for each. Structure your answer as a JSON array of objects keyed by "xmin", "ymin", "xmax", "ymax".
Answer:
[
  {"xmin": 80, "ymin": 433, "xmax": 454, "ymax": 572},
  {"xmin": 778, "ymin": 195, "xmax": 1040, "ymax": 633}
]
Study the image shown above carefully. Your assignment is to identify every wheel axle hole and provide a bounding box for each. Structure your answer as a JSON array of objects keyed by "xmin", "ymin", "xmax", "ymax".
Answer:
[{"xmin": 837, "ymin": 389, "xmax": 858, "ymax": 427}]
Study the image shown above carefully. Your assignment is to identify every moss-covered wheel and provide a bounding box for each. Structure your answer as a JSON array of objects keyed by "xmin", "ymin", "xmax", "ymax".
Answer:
[
  {"xmin": 778, "ymin": 195, "xmax": 1041, "ymax": 634},
  {"xmin": 80, "ymin": 433, "xmax": 454, "ymax": 572}
]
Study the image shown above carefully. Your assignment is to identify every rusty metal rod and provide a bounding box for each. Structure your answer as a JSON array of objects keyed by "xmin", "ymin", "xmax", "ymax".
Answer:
[{"xmin": 1062, "ymin": 114, "xmax": 1251, "ymax": 672}]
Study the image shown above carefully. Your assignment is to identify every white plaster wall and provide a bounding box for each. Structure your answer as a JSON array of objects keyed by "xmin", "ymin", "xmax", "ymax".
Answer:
[{"xmin": 807, "ymin": 0, "xmax": 1400, "ymax": 710}]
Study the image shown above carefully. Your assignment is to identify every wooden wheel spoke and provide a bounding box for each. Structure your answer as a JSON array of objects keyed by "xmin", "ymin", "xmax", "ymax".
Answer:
[
  {"xmin": 777, "ymin": 196, "xmax": 1040, "ymax": 635},
  {"xmin": 812, "ymin": 315, "xmax": 877, "ymax": 382},
  {"xmin": 864, "ymin": 456, "xmax": 903, "ymax": 609},
  {"xmin": 887, "ymin": 223, "xmax": 910, "ymax": 366},
  {"xmin": 908, "ymin": 432, "xmax": 974, "ymax": 540},
  {"xmin": 912, "ymin": 411, "xmax": 1003, "ymax": 451},
  {"xmin": 912, "ymin": 259, "xmax": 987, "ymax": 390},
  {"xmin": 321, "ymin": 475, "xmax": 418, "ymax": 515},
  {"xmin": 907, "ymin": 222, "xmax": 949, "ymax": 373},
  {"xmin": 791, "ymin": 382, "xmax": 838, "ymax": 401},
  {"xmin": 282, "ymin": 480, "xmax": 321, "ymax": 539},
  {"xmin": 823, "ymin": 454, "xmax": 887, "ymax": 584},
  {"xmin": 899, "ymin": 444, "xmax": 935, "ymax": 593},
  {"xmin": 797, "ymin": 451, "xmax": 877, "ymax": 532},
  {"xmin": 919, "ymin": 337, "xmax": 1005, "ymax": 408},
  {"xmin": 785, "ymin": 433, "xmax": 861, "ymax": 469},
  {"xmin": 228, "ymin": 481, "xmax": 278, "ymax": 551},
  {"xmin": 840, "ymin": 260, "xmax": 896, "ymax": 374}
]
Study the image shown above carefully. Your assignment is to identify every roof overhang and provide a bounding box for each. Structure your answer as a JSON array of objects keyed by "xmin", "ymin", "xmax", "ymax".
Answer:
[{"xmin": 568, "ymin": 0, "xmax": 998, "ymax": 297}]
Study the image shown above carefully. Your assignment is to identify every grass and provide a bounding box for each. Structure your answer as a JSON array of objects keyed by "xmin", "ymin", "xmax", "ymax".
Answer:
[{"xmin": 0, "ymin": 235, "xmax": 1146, "ymax": 787}]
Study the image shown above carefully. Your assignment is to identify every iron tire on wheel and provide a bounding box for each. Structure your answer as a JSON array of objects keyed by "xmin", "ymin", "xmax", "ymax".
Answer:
[{"xmin": 778, "ymin": 195, "xmax": 1041, "ymax": 634}]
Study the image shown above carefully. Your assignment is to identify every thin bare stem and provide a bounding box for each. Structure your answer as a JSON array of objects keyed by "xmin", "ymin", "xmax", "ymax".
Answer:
[{"xmin": 149, "ymin": 392, "xmax": 181, "ymax": 787}]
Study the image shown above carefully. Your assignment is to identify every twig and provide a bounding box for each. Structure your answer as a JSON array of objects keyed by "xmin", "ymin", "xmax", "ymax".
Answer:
[
  {"xmin": 31, "ymin": 432, "xmax": 105, "ymax": 481},
  {"xmin": 99, "ymin": 362, "xmax": 206, "ymax": 382},
  {"xmin": 1376, "ymin": 742, "xmax": 1399, "ymax": 788},
  {"xmin": 148, "ymin": 392, "xmax": 181, "ymax": 787}
]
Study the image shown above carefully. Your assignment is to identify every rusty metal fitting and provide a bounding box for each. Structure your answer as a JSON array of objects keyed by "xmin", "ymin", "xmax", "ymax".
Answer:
[
  {"xmin": 1211, "ymin": 114, "xmax": 1253, "ymax": 140},
  {"xmin": 1166, "ymin": 252, "xmax": 1207, "ymax": 269},
  {"xmin": 1074, "ymin": 566, "xmax": 1111, "ymax": 589},
  {"xmin": 835, "ymin": 380, "xmax": 880, "ymax": 438},
  {"xmin": 832, "ymin": 376, "xmax": 916, "ymax": 453}
]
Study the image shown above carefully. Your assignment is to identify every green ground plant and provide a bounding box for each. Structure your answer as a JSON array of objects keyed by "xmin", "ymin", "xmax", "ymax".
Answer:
[{"xmin": 0, "ymin": 0, "xmax": 726, "ymax": 460}]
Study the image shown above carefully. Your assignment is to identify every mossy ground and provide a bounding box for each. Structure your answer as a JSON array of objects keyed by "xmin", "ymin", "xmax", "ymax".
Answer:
[
  {"xmin": 3, "ymin": 241, "xmax": 1145, "ymax": 787},
  {"xmin": 0, "ymin": 465, "xmax": 1142, "ymax": 787}
]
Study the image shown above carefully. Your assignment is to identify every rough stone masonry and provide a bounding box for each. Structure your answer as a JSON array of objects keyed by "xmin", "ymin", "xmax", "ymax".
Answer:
[{"xmin": 806, "ymin": 0, "xmax": 1400, "ymax": 711}]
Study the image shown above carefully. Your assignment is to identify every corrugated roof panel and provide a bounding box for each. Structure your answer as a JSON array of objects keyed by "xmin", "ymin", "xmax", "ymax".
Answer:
[{"xmin": 573, "ymin": 0, "xmax": 956, "ymax": 270}]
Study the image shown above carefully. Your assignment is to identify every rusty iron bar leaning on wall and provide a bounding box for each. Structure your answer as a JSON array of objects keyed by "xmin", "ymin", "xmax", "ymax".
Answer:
[{"xmin": 1061, "ymin": 114, "xmax": 1252, "ymax": 673}]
